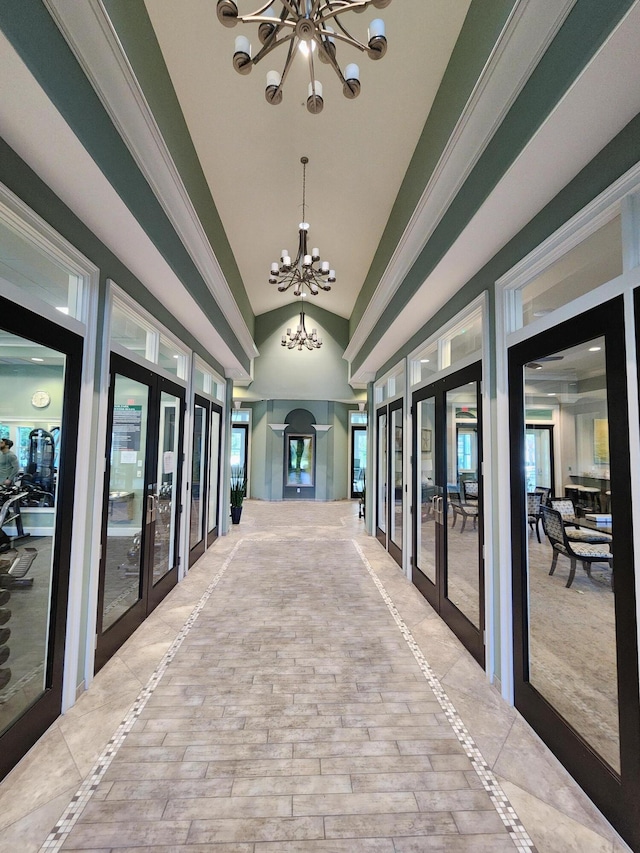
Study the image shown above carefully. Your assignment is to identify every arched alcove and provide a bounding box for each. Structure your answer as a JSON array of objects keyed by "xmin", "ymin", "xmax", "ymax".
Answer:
[{"xmin": 284, "ymin": 408, "xmax": 316, "ymax": 500}]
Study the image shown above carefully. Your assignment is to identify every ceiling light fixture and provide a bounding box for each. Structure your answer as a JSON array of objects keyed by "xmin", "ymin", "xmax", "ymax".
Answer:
[
  {"xmin": 281, "ymin": 304, "xmax": 322, "ymax": 350},
  {"xmin": 217, "ymin": 0, "xmax": 391, "ymax": 114},
  {"xmin": 269, "ymin": 156, "xmax": 335, "ymax": 296}
]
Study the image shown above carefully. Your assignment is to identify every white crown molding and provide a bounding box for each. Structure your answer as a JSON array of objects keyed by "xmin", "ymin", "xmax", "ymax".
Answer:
[
  {"xmin": 313, "ymin": 425, "xmax": 332, "ymax": 431},
  {"xmin": 343, "ymin": 0, "xmax": 577, "ymax": 364},
  {"xmin": 44, "ymin": 0, "xmax": 258, "ymax": 363},
  {"xmin": 268, "ymin": 424, "xmax": 288, "ymax": 432},
  {"xmin": 497, "ymin": 160, "xmax": 640, "ymax": 293}
]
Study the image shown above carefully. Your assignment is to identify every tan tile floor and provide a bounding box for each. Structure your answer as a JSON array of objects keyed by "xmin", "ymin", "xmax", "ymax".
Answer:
[{"xmin": 0, "ymin": 501, "xmax": 632, "ymax": 852}]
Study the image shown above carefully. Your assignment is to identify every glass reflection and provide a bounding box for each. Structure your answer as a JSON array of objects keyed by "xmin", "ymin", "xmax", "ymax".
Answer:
[
  {"xmin": 0, "ymin": 336, "xmax": 65, "ymax": 734},
  {"xmin": 524, "ymin": 336, "xmax": 619, "ymax": 772}
]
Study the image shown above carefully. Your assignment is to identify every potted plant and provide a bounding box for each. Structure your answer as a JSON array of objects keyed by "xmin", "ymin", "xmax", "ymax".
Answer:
[{"xmin": 230, "ymin": 464, "xmax": 246, "ymax": 524}]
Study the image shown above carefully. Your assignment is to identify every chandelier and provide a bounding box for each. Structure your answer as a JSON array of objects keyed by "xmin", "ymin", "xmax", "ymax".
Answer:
[
  {"xmin": 282, "ymin": 304, "xmax": 322, "ymax": 350},
  {"xmin": 269, "ymin": 156, "xmax": 335, "ymax": 296},
  {"xmin": 216, "ymin": 1, "xmax": 391, "ymax": 114}
]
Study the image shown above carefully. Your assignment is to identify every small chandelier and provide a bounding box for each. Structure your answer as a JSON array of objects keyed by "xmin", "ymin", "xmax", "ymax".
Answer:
[
  {"xmin": 282, "ymin": 303, "xmax": 322, "ymax": 350},
  {"xmin": 269, "ymin": 157, "xmax": 335, "ymax": 296},
  {"xmin": 217, "ymin": 1, "xmax": 391, "ymax": 114}
]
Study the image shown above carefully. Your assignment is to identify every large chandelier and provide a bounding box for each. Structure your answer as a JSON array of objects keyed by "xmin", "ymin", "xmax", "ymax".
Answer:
[
  {"xmin": 269, "ymin": 157, "xmax": 335, "ymax": 296},
  {"xmin": 216, "ymin": 1, "xmax": 391, "ymax": 114},
  {"xmin": 282, "ymin": 304, "xmax": 322, "ymax": 350}
]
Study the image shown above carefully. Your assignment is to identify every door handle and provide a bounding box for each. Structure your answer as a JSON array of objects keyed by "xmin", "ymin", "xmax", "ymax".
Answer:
[{"xmin": 146, "ymin": 494, "xmax": 157, "ymax": 524}]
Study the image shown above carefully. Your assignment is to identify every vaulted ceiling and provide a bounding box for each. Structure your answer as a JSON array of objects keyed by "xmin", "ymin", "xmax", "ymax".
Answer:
[{"xmin": 1, "ymin": 1, "xmax": 639, "ymax": 390}]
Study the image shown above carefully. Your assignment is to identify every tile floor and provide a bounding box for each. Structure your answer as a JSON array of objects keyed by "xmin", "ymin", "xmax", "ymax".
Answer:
[{"xmin": 0, "ymin": 500, "xmax": 632, "ymax": 852}]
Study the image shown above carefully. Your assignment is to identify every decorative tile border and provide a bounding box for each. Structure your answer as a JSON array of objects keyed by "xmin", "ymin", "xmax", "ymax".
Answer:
[
  {"xmin": 353, "ymin": 539, "xmax": 537, "ymax": 852},
  {"xmin": 38, "ymin": 540, "xmax": 243, "ymax": 853}
]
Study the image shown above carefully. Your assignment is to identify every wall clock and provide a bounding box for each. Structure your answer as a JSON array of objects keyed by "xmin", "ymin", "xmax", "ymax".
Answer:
[{"xmin": 31, "ymin": 390, "xmax": 51, "ymax": 409}]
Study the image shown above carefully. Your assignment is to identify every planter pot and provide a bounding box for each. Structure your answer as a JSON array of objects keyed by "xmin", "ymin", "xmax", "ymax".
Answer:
[{"xmin": 230, "ymin": 505, "xmax": 243, "ymax": 524}]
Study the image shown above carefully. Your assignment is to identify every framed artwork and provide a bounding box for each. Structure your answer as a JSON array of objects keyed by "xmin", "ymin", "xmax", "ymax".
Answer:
[
  {"xmin": 421, "ymin": 428, "xmax": 432, "ymax": 453},
  {"xmin": 593, "ymin": 418, "xmax": 609, "ymax": 465}
]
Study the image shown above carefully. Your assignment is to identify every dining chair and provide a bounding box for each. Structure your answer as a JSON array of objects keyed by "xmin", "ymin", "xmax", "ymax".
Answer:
[
  {"xmin": 527, "ymin": 492, "xmax": 543, "ymax": 542},
  {"xmin": 540, "ymin": 505, "xmax": 613, "ymax": 588},
  {"xmin": 534, "ymin": 485, "xmax": 550, "ymax": 506},
  {"xmin": 448, "ymin": 489, "xmax": 478, "ymax": 533},
  {"xmin": 462, "ymin": 480, "xmax": 479, "ymax": 504},
  {"xmin": 549, "ymin": 498, "xmax": 612, "ymax": 544}
]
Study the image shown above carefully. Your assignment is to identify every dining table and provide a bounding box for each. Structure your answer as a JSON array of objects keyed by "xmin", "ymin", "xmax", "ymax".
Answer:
[{"xmin": 568, "ymin": 515, "xmax": 612, "ymax": 536}]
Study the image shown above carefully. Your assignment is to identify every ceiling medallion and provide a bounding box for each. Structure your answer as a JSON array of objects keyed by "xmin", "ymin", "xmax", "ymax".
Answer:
[
  {"xmin": 216, "ymin": 1, "xmax": 391, "ymax": 114},
  {"xmin": 269, "ymin": 156, "xmax": 335, "ymax": 296}
]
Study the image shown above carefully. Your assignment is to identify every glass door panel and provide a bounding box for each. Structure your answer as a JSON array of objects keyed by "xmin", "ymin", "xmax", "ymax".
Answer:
[
  {"xmin": 416, "ymin": 396, "xmax": 437, "ymax": 585},
  {"xmin": 376, "ymin": 410, "xmax": 387, "ymax": 543},
  {"xmin": 153, "ymin": 392, "xmax": 180, "ymax": 585},
  {"xmin": 445, "ymin": 382, "xmax": 481, "ymax": 630},
  {"xmin": 231, "ymin": 424, "xmax": 248, "ymax": 472},
  {"xmin": 189, "ymin": 401, "xmax": 207, "ymax": 561},
  {"xmin": 102, "ymin": 375, "xmax": 149, "ymax": 632},
  {"xmin": 0, "ymin": 340, "xmax": 67, "ymax": 733},
  {"xmin": 351, "ymin": 426, "xmax": 367, "ymax": 498},
  {"xmin": 523, "ymin": 337, "xmax": 619, "ymax": 770},
  {"xmin": 207, "ymin": 405, "xmax": 221, "ymax": 545},
  {"xmin": 389, "ymin": 402, "xmax": 403, "ymax": 565}
]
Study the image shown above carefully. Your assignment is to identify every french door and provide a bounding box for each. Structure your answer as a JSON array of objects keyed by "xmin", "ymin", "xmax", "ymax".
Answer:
[
  {"xmin": 0, "ymin": 298, "xmax": 82, "ymax": 780},
  {"xmin": 95, "ymin": 354, "xmax": 184, "ymax": 670},
  {"xmin": 509, "ymin": 296, "xmax": 640, "ymax": 851},
  {"xmin": 412, "ymin": 362, "xmax": 484, "ymax": 665},
  {"xmin": 375, "ymin": 401, "xmax": 404, "ymax": 567}
]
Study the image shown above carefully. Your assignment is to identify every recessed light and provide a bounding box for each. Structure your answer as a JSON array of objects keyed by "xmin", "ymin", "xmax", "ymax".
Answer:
[
  {"xmin": 588, "ymin": 346, "xmax": 601, "ymax": 352},
  {"xmin": 420, "ymin": 359, "xmax": 430, "ymax": 364},
  {"xmin": 547, "ymin": 393, "xmax": 556, "ymax": 396},
  {"xmin": 55, "ymin": 306, "xmax": 69, "ymax": 314},
  {"xmin": 533, "ymin": 309, "xmax": 551, "ymax": 317},
  {"xmin": 31, "ymin": 357, "xmax": 44, "ymax": 362}
]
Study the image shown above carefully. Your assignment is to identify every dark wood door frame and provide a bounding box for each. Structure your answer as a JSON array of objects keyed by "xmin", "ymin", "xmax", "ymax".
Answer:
[
  {"xmin": 509, "ymin": 296, "xmax": 640, "ymax": 852},
  {"xmin": 96, "ymin": 355, "xmax": 184, "ymax": 671},
  {"xmin": 0, "ymin": 298, "xmax": 82, "ymax": 781},
  {"xmin": 411, "ymin": 361, "xmax": 485, "ymax": 666}
]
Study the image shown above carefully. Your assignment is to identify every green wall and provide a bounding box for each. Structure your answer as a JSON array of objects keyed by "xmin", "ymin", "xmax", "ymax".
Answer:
[
  {"xmin": 246, "ymin": 399, "xmax": 350, "ymax": 502},
  {"xmin": 249, "ymin": 303, "xmax": 357, "ymax": 404}
]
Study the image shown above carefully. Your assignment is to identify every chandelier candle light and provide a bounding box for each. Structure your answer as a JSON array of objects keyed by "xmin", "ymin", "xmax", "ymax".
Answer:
[
  {"xmin": 282, "ymin": 304, "xmax": 322, "ymax": 350},
  {"xmin": 269, "ymin": 156, "xmax": 335, "ymax": 296},
  {"xmin": 217, "ymin": 0, "xmax": 391, "ymax": 113}
]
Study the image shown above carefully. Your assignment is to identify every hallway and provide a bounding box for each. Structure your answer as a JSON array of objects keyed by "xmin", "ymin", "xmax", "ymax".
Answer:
[{"xmin": 0, "ymin": 502, "xmax": 630, "ymax": 852}]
